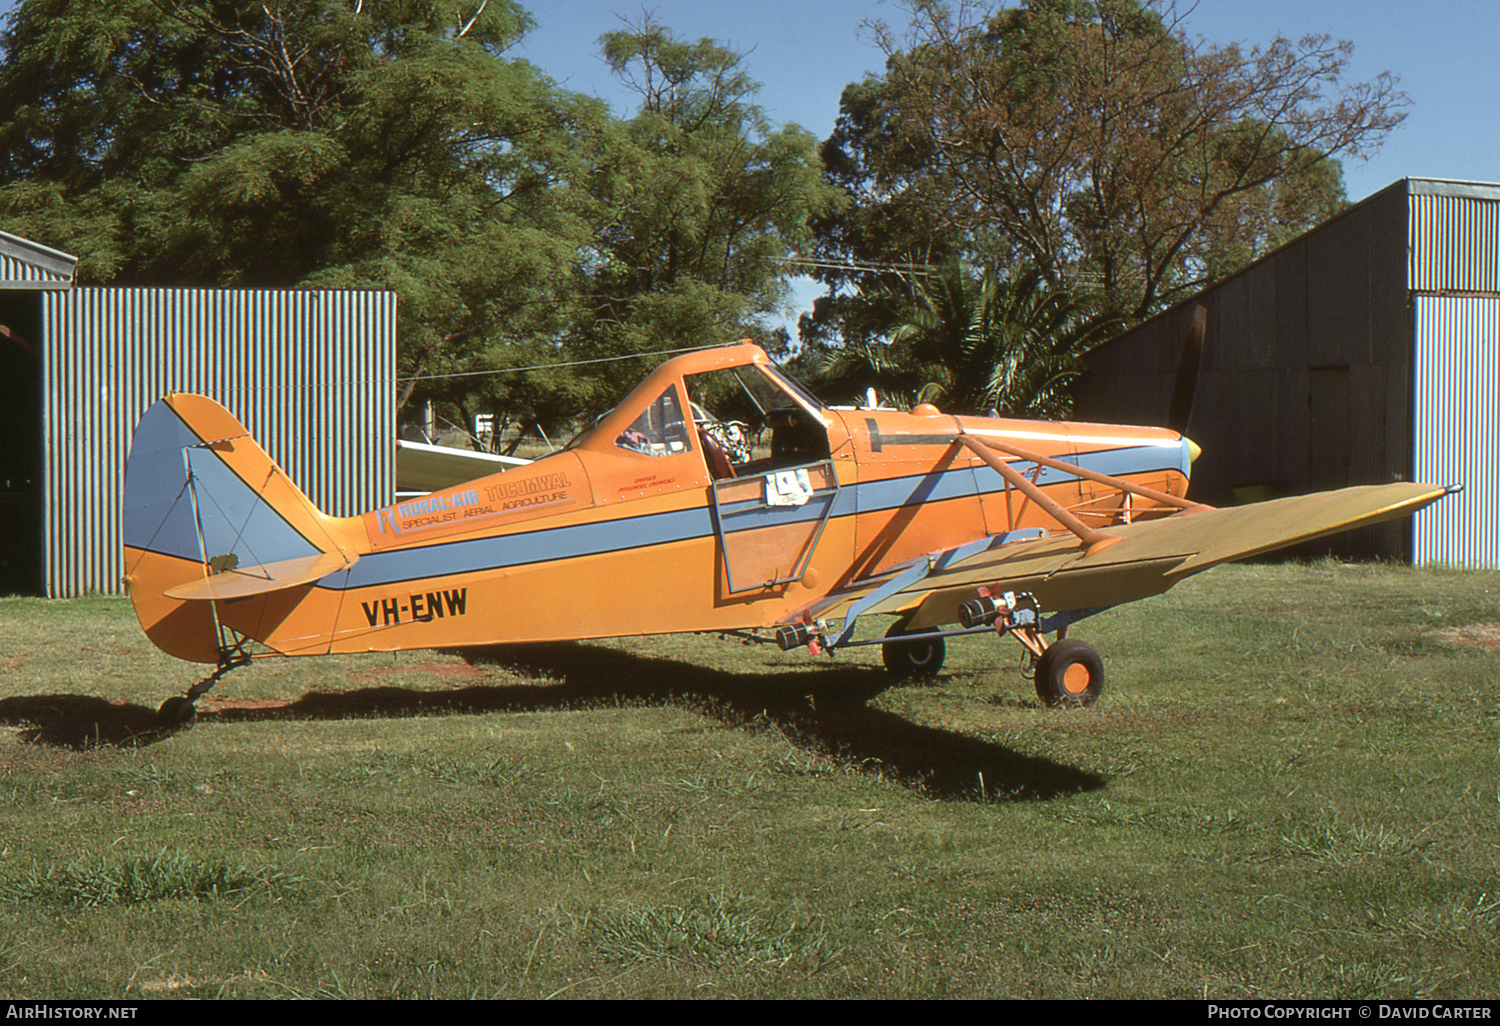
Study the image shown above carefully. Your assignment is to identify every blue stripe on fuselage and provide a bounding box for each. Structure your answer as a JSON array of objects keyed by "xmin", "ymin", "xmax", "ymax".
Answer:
[
  {"xmin": 322, "ymin": 442, "xmax": 1187, "ymax": 592},
  {"xmin": 124, "ymin": 400, "xmax": 322, "ymax": 566}
]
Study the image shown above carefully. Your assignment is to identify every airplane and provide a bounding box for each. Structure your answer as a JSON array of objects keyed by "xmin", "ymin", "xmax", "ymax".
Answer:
[{"xmin": 122, "ymin": 340, "xmax": 1453, "ymax": 729}]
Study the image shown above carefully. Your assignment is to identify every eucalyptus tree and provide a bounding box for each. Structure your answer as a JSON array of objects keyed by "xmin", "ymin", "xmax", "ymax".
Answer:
[
  {"xmin": 579, "ymin": 20, "xmax": 846, "ymax": 363},
  {"xmin": 427, "ymin": 20, "xmax": 849, "ymax": 440},
  {"xmin": 811, "ymin": 0, "xmax": 1401, "ymax": 324}
]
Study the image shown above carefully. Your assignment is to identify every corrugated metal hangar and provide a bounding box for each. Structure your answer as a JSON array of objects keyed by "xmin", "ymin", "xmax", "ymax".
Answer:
[
  {"xmin": 1074, "ymin": 178, "xmax": 1499, "ymax": 568},
  {"xmin": 0, "ymin": 229, "xmax": 397, "ymax": 597}
]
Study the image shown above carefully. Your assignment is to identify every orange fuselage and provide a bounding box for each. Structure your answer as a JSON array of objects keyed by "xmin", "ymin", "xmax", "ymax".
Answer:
[{"xmin": 124, "ymin": 344, "xmax": 1192, "ymax": 663}]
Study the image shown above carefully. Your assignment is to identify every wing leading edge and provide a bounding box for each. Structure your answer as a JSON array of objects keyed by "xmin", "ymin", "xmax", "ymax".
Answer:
[{"xmin": 800, "ymin": 482, "xmax": 1452, "ymax": 642}]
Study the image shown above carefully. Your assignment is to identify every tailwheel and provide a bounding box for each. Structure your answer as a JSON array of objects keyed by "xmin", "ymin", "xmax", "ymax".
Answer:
[
  {"xmin": 157, "ymin": 643, "xmax": 249, "ymax": 732},
  {"xmin": 881, "ymin": 620, "xmax": 946, "ymax": 679},
  {"xmin": 1034, "ymin": 638, "xmax": 1104, "ymax": 707},
  {"xmin": 156, "ymin": 695, "xmax": 198, "ymax": 731}
]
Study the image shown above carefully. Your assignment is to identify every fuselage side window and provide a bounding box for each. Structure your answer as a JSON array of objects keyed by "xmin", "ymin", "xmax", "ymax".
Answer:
[{"xmin": 615, "ymin": 384, "xmax": 692, "ymax": 457}]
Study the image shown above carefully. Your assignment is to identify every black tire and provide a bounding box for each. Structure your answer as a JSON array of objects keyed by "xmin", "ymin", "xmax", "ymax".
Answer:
[
  {"xmin": 1034, "ymin": 638, "xmax": 1104, "ymax": 707},
  {"xmin": 881, "ymin": 621, "xmax": 946, "ymax": 678},
  {"xmin": 157, "ymin": 695, "xmax": 198, "ymax": 731}
]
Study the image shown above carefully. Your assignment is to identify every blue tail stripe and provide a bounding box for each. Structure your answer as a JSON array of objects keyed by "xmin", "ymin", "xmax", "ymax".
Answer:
[{"xmin": 124, "ymin": 400, "xmax": 321, "ymax": 567}]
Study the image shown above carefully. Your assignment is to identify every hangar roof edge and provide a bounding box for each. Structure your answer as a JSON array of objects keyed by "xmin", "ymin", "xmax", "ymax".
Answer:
[
  {"xmin": 1406, "ymin": 178, "xmax": 1500, "ymax": 201},
  {"xmin": 0, "ymin": 229, "xmax": 79, "ymax": 287}
]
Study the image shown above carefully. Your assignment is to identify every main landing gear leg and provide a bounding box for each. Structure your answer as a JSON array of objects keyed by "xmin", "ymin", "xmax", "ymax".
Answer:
[{"xmin": 961, "ymin": 590, "xmax": 1105, "ymax": 707}]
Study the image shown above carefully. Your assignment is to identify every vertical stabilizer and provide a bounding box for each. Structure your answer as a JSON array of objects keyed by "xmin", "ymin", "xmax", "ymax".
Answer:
[{"xmin": 123, "ymin": 394, "xmax": 359, "ymax": 662}]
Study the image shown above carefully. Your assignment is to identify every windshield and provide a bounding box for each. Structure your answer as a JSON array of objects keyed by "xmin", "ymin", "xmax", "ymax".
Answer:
[
  {"xmin": 760, "ymin": 363, "xmax": 825, "ymax": 414},
  {"xmin": 562, "ymin": 352, "xmax": 825, "ymax": 452}
]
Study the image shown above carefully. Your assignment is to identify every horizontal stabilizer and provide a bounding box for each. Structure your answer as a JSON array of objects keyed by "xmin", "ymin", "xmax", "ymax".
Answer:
[{"xmin": 164, "ymin": 551, "xmax": 359, "ymax": 602}]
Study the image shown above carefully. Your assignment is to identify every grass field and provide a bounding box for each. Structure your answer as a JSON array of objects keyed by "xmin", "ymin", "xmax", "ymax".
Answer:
[{"xmin": 1, "ymin": 561, "xmax": 1497, "ymax": 999}]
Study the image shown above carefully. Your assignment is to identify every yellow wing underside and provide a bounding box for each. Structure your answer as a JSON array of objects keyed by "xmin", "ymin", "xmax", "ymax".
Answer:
[{"xmin": 815, "ymin": 482, "xmax": 1449, "ymax": 632}]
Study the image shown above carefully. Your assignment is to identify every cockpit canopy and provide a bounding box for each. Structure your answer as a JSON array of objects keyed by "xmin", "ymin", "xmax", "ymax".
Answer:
[{"xmin": 573, "ymin": 343, "xmax": 834, "ymax": 478}]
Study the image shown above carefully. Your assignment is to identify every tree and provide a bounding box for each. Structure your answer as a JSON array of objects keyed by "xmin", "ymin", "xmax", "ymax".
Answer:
[
  {"xmin": 813, "ymin": 260, "xmax": 1120, "ymax": 416},
  {"xmin": 796, "ymin": 76, "xmax": 962, "ymax": 355},
  {"xmin": 838, "ymin": 0, "xmax": 1404, "ymax": 319},
  {"xmin": 577, "ymin": 19, "xmax": 846, "ymax": 365},
  {"xmin": 425, "ymin": 19, "xmax": 848, "ymax": 443},
  {"xmin": 0, "ymin": 0, "xmax": 606, "ymax": 413},
  {"xmin": 0, "ymin": 4, "xmax": 842, "ymax": 439}
]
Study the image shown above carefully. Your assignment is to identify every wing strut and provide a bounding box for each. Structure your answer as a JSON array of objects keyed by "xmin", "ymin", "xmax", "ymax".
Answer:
[
  {"xmin": 956, "ymin": 433, "xmax": 1212, "ymax": 555},
  {"xmin": 961, "ymin": 434, "xmax": 1211, "ymax": 514},
  {"xmin": 955, "ymin": 436, "xmax": 1108, "ymax": 554}
]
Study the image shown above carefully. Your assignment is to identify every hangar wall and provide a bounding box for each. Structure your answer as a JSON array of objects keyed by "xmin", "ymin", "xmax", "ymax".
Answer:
[
  {"xmin": 38, "ymin": 287, "xmax": 396, "ymax": 597},
  {"xmin": 1075, "ymin": 178, "xmax": 1499, "ymax": 566}
]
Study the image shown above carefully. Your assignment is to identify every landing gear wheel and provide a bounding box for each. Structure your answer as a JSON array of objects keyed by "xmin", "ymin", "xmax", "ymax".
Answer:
[
  {"xmin": 881, "ymin": 621, "xmax": 946, "ymax": 679},
  {"xmin": 157, "ymin": 696, "xmax": 198, "ymax": 731},
  {"xmin": 1034, "ymin": 638, "xmax": 1104, "ymax": 707}
]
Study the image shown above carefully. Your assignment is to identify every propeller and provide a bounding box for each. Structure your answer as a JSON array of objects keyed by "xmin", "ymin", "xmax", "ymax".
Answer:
[{"xmin": 1167, "ymin": 304, "xmax": 1207, "ymax": 437}]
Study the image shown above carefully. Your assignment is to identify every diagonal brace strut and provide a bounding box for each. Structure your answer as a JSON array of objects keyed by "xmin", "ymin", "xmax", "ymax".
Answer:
[{"xmin": 956, "ymin": 433, "xmax": 1212, "ymax": 556}]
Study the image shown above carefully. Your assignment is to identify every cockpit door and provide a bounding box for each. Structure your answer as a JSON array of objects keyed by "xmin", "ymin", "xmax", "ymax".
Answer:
[
  {"xmin": 683, "ymin": 363, "xmax": 845, "ymax": 597},
  {"xmin": 708, "ymin": 461, "xmax": 840, "ymax": 594}
]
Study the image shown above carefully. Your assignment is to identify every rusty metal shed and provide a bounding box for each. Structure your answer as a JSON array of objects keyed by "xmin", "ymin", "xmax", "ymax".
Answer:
[
  {"xmin": 1074, "ymin": 178, "xmax": 1499, "ymax": 567},
  {"xmin": 0, "ymin": 230, "xmax": 396, "ymax": 596}
]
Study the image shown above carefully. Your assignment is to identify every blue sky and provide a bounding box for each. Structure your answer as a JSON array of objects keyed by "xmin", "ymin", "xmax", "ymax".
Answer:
[
  {"xmin": 512, "ymin": 0, "xmax": 1499, "ymax": 324},
  {"xmin": 514, "ymin": 0, "xmax": 1499, "ymax": 204},
  {"xmin": 4, "ymin": 0, "xmax": 1496, "ymax": 324}
]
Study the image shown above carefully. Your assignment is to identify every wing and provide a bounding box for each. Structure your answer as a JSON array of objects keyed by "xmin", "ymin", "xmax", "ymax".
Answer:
[
  {"xmin": 396, "ymin": 439, "xmax": 529, "ymax": 492},
  {"xmin": 795, "ymin": 482, "xmax": 1451, "ymax": 646}
]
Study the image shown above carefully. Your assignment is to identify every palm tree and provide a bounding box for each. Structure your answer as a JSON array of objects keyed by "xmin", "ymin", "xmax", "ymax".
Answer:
[{"xmin": 885, "ymin": 262, "xmax": 1123, "ymax": 417}]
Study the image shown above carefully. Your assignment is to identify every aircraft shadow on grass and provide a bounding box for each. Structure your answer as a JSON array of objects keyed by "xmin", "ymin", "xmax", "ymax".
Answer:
[{"xmin": 0, "ymin": 643, "xmax": 1103, "ymax": 802}]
